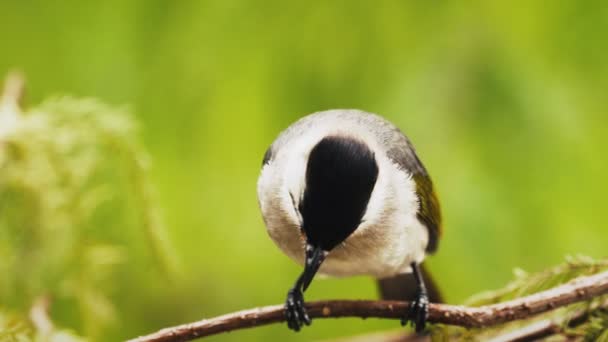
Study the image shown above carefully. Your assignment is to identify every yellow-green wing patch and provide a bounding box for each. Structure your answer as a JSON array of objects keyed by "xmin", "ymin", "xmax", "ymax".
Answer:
[{"xmin": 413, "ymin": 173, "xmax": 442, "ymax": 253}]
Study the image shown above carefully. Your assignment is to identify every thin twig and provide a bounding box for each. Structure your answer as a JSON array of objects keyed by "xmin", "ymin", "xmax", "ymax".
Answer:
[{"xmin": 127, "ymin": 270, "xmax": 608, "ymax": 342}]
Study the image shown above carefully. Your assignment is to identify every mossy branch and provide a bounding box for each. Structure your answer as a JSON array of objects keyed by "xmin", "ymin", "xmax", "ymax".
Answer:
[
  {"xmin": 128, "ymin": 269, "xmax": 608, "ymax": 342},
  {"xmin": 0, "ymin": 72, "xmax": 177, "ymax": 341}
]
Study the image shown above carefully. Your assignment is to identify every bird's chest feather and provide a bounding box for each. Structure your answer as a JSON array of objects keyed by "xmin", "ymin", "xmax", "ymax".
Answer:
[{"xmin": 319, "ymin": 165, "xmax": 428, "ymax": 278}]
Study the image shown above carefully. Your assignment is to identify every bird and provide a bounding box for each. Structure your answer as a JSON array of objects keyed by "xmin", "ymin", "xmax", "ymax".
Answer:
[{"xmin": 257, "ymin": 109, "xmax": 442, "ymax": 333}]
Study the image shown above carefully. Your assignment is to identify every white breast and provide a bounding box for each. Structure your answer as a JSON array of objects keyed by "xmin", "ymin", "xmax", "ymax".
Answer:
[{"xmin": 319, "ymin": 156, "xmax": 429, "ymax": 278}]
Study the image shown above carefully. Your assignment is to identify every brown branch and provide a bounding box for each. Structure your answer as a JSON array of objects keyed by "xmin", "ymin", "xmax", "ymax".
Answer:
[
  {"xmin": 128, "ymin": 270, "xmax": 608, "ymax": 342},
  {"xmin": 334, "ymin": 302, "xmax": 604, "ymax": 342},
  {"xmin": 485, "ymin": 299, "xmax": 608, "ymax": 342}
]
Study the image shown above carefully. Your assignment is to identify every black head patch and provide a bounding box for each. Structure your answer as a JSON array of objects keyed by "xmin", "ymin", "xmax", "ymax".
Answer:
[{"xmin": 299, "ymin": 136, "xmax": 379, "ymax": 251}]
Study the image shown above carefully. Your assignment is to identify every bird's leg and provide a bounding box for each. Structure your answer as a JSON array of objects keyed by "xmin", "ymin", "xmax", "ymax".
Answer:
[
  {"xmin": 285, "ymin": 273, "xmax": 309, "ymax": 331},
  {"xmin": 401, "ymin": 262, "xmax": 429, "ymax": 333},
  {"xmin": 285, "ymin": 244, "xmax": 326, "ymax": 332}
]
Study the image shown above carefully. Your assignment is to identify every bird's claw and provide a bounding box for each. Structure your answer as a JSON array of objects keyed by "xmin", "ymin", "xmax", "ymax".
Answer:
[
  {"xmin": 285, "ymin": 288, "xmax": 311, "ymax": 332},
  {"xmin": 401, "ymin": 291, "xmax": 429, "ymax": 333}
]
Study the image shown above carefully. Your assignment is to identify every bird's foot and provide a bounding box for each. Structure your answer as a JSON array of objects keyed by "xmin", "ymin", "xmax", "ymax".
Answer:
[
  {"xmin": 401, "ymin": 290, "xmax": 429, "ymax": 333},
  {"xmin": 285, "ymin": 288, "xmax": 311, "ymax": 332}
]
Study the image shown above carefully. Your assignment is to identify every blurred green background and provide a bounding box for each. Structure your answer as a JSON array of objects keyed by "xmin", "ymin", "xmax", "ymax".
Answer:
[{"xmin": 1, "ymin": 1, "xmax": 607, "ymax": 341}]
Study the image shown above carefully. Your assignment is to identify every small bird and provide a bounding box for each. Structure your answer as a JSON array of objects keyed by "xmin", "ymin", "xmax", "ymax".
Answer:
[{"xmin": 257, "ymin": 109, "xmax": 442, "ymax": 333}]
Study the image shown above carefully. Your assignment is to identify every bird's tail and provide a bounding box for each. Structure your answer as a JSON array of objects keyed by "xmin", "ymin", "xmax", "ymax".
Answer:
[{"xmin": 377, "ymin": 264, "xmax": 443, "ymax": 303}]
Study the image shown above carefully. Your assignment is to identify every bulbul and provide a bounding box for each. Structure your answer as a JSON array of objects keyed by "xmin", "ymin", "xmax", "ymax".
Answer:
[{"xmin": 257, "ymin": 109, "xmax": 442, "ymax": 333}]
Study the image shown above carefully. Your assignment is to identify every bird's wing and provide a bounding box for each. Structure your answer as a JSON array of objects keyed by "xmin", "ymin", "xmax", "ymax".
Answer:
[
  {"xmin": 411, "ymin": 171, "xmax": 442, "ymax": 253},
  {"xmin": 383, "ymin": 128, "xmax": 442, "ymax": 254}
]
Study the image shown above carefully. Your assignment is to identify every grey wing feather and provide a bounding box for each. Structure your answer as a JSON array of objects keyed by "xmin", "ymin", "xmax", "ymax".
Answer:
[
  {"xmin": 357, "ymin": 111, "xmax": 442, "ymax": 253},
  {"xmin": 375, "ymin": 120, "xmax": 442, "ymax": 253}
]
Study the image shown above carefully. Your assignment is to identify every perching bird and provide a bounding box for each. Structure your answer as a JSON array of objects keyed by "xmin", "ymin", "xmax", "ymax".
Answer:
[{"xmin": 257, "ymin": 109, "xmax": 442, "ymax": 333}]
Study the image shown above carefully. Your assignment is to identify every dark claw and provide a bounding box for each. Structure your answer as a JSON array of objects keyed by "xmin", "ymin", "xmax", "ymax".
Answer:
[
  {"xmin": 401, "ymin": 291, "xmax": 429, "ymax": 333},
  {"xmin": 285, "ymin": 288, "xmax": 310, "ymax": 332}
]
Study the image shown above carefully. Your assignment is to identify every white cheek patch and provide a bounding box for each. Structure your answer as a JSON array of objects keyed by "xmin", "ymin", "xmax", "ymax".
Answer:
[
  {"xmin": 360, "ymin": 158, "xmax": 390, "ymax": 225},
  {"xmin": 361, "ymin": 156, "xmax": 418, "ymax": 226}
]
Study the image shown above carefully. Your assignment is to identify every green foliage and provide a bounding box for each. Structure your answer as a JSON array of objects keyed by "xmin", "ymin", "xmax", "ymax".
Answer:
[
  {"xmin": 0, "ymin": 309, "xmax": 85, "ymax": 342},
  {"xmin": 574, "ymin": 310, "xmax": 608, "ymax": 342},
  {"xmin": 431, "ymin": 256, "xmax": 608, "ymax": 341},
  {"xmin": 465, "ymin": 255, "xmax": 608, "ymax": 306},
  {"xmin": 0, "ymin": 308, "xmax": 85, "ymax": 342},
  {"xmin": 0, "ymin": 311, "xmax": 31, "ymax": 342},
  {"xmin": 0, "ymin": 97, "xmax": 175, "ymax": 340}
]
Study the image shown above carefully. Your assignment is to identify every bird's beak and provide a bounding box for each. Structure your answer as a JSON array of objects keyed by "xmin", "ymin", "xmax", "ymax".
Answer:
[{"xmin": 302, "ymin": 244, "xmax": 326, "ymax": 291}]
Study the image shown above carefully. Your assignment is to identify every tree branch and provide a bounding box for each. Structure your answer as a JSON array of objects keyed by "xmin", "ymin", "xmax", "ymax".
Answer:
[{"xmin": 127, "ymin": 270, "xmax": 608, "ymax": 342}]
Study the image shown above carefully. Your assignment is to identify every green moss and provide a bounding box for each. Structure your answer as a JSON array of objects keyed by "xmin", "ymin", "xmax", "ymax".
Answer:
[{"xmin": 0, "ymin": 97, "xmax": 176, "ymax": 340}]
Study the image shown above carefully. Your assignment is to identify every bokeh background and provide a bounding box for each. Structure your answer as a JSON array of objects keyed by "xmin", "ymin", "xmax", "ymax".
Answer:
[{"xmin": 1, "ymin": 1, "xmax": 607, "ymax": 341}]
